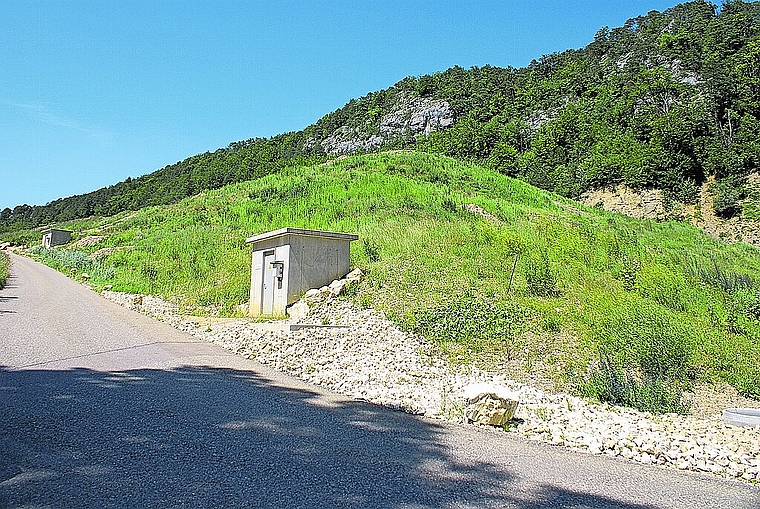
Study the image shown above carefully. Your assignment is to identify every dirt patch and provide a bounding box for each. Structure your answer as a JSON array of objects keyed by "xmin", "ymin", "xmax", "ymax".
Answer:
[
  {"xmin": 463, "ymin": 203, "xmax": 501, "ymax": 223},
  {"xmin": 687, "ymin": 383, "xmax": 760, "ymax": 420},
  {"xmin": 70, "ymin": 235, "xmax": 104, "ymax": 248},
  {"xmin": 581, "ymin": 186, "xmax": 671, "ymax": 221}
]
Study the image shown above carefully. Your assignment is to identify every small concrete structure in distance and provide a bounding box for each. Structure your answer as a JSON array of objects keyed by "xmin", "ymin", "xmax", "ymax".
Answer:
[
  {"xmin": 41, "ymin": 228, "xmax": 73, "ymax": 248},
  {"xmin": 246, "ymin": 228, "xmax": 359, "ymax": 317}
]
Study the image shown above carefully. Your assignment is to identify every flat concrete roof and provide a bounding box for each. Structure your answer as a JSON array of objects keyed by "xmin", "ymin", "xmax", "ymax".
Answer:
[
  {"xmin": 246, "ymin": 227, "xmax": 359, "ymax": 244},
  {"xmin": 41, "ymin": 228, "xmax": 73, "ymax": 234}
]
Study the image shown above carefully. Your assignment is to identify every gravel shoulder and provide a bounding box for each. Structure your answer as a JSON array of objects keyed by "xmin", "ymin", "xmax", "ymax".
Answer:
[{"xmin": 100, "ymin": 288, "xmax": 760, "ymax": 485}]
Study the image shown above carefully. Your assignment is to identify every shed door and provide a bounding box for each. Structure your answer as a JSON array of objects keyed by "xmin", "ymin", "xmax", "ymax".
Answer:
[{"xmin": 261, "ymin": 250, "xmax": 276, "ymax": 315}]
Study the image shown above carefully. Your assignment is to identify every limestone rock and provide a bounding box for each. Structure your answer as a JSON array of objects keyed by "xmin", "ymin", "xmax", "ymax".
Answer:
[
  {"xmin": 345, "ymin": 268, "xmax": 364, "ymax": 283},
  {"xmin": 380, "ymin": 94, "xmax": 454, "ymax": 137},
  {"xmin": 328, "ymin": 279, "xmax": 347, "ymax": 296},
  {"xmin": 314, "ymin": 93, "xmax": 454, "ymax": 155},
  {"xmin": 287, "ymin": 301, "xmax": 310, "ymax": 321},
  {"xmin": 303, "ymin": 289, "xmax": 323, "ymax": 304},
  {"xmin": 463, "ymin": 383, "xmax": 519, "ymax": 426},
  {"xmin": 320, "ymin": 127, "xmax": 385, "ymax": 155}
]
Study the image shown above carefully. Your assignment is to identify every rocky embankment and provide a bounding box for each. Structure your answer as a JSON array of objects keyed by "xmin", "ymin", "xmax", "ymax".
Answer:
[{"xmin": 101, "ymin": 277, "xmax": 760, "ymax": 485}]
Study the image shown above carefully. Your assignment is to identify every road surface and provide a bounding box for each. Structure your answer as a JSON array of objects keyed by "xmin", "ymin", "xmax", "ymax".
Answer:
[{"xmin": 1, "ymin": 252, "xmax": 758, "ymax": 508}]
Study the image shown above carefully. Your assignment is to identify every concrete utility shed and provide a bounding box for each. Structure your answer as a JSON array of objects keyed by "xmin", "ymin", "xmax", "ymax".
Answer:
[
  {"xmin": 246, "ymin": 228, "xmax": 359, "ymax": 317},
  {"xmin": 41, "ymin": 228, "xmax": 72, "ymax": 248}
]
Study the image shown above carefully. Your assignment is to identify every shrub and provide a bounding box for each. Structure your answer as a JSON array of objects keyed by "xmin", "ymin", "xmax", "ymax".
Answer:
[
  {"xmin": 412, "ymin": 293, "xmax": 532, "ymax": 360},
  {"xmin": 712, "ymin": 176, "xmax": 745, "ymax": 219},
  {"xmin": 579, "ymin": 302, "xmax": 695, "ymax": 414},
  {"xmin": 28, "ymin": 246, "xmax": 115, "ymax": 282},
  {"xmin": 525, "ymin": 250, "xmax": 559, "ymax": 297},
  {"xmin": 362, "ymin": 238, "xmax": 381, "ymax": 263},
  {"xmin": 581, "ymin": 351, "xmax": 691, "ymax": 414}
]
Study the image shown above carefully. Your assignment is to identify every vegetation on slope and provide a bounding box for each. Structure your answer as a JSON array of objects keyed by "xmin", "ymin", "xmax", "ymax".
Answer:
[
  {"xmin": 0, "ymin": 251, "xmax": 9, "ymax": 289},
  {"xmin": 12, "ymin": 152, "xmax": 760, "ymax": 414},
  {"xmin": 2, "ymin": 1, "xmax": 760, "ymax": 232}
]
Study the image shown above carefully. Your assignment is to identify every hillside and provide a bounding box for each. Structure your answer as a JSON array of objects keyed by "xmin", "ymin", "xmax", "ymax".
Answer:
[
  {"xmin": 13, "ymin": 152, "xmax": 760, "ymax": 415},
  {"xmin": 2, "ymin": 0, "xmax": 760, "ymax": 236}
]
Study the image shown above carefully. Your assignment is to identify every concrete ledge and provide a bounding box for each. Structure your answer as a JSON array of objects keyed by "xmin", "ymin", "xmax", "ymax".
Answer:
[
  {"xmin": 246, "ymin": 227, "xmax": 359, "ymax": 244},
  {"xmin": 248, "ymin": 323, "xmax": 351, "ymax": 332}
]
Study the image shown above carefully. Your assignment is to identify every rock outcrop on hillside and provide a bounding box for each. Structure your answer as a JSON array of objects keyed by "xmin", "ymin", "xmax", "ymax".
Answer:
[
  {"xmin": 581, "ymin": 177, "xmax": 760, "ymax": 247},
  {"xmin": 317, "ymin": 93, "xmax": 454, "ymax": 155}
]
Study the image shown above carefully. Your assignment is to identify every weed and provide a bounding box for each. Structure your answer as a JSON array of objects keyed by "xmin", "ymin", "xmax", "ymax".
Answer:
[
  {"xmin": 340, "ymin": 279, "xmax": 360, "ymax": 298},
  {"xmin": 441, "ymin": 195, "xmax": 458, "ymax": 213},
  {"xmin": 579, "ymin": 300, "xmax": 696, "ymax": 414},
  {"xmin": 27, "ymin": 246, "xmax": 115, "ymax": 282},
  {"xmin": 534, "ymin": 406, "xmax": 551, "ymax": 421},
  {"xmin": 525, "ymin": 249, "xmax": 559, "ymax": 297},
  {"xmin": 362, "ymin": 238, "xmax": 381, "ymax": 263},
  {"xmin": 502, "ymin": 421, "xmax": 518, "ymax": 432},
  {"xmin": 619, "ymin": 255, "xmax": 641, "ymax": 291},
  {"xmin": 689, "ymin": 255, "xmax": 756, "ymax": 295}
]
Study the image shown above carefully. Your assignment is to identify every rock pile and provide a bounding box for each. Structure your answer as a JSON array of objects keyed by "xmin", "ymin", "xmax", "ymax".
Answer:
[{"xmin": 101, "ymin": 280, "xmax": 760, "ymax": 484}]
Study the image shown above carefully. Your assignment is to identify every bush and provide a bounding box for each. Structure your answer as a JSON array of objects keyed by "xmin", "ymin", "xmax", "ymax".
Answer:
[
  {"xmin": 412, "ymin": 293, "xmax": 532, "ymax": 360},
  {"xmin": 581, "ymin": 352, "xmax": 691, "ymax": 414},
  {"xmin": 362, "ymin": 238, "xmax": 380, "ymax": 263},
  {"xmin": 712, "ymin": 176, "xmax": 746, "ymax": 219},
  {"xmin": 579, "ymin": 302, "xmax": 695, "ymax": 414},
  {"xmin": 28, "ymin": 246, "xmax": 115, "ymax": 282},
  {"xmin": 525, "ymin": 250, "xmax": 559, "ymax": 297}
]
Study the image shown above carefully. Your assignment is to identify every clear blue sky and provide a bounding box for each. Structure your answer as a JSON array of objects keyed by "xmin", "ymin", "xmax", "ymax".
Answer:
[{"xmin": 1, "ymin": 0, "xmax": 681, "ymax": 211}]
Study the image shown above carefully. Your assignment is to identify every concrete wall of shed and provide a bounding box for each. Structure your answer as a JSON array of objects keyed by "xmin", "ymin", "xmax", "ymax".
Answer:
[
  {"xmin": 286, "ymin": 234, "xmax": 351, "ymax": 302},
  {"xmin": 248, "ymin": 232, "xmax": 352, "ymax": 317},
  {"xmin": 41, "ymin": 230, "xmax": 72, "ymax": 248}
]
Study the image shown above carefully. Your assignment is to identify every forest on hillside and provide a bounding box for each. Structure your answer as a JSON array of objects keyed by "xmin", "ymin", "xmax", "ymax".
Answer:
[{"xmin": 2, "ymin": 0, "xmax": 759, "ymax": 232}]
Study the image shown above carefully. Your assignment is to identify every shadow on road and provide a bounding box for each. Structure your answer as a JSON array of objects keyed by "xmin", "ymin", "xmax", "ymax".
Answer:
[
  {"xmin": 0, "ymin": 273, "xmax": 19, "ymax": 313},
  {"xmin": 0, "ymin": 365, "xmax": 657, "ymax": 509}
]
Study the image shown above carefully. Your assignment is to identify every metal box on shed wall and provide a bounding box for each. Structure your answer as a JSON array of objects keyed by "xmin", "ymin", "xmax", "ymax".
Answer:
[{"xmin": 246, "ymin": 228, "xmax": 359, "ymax": 317}]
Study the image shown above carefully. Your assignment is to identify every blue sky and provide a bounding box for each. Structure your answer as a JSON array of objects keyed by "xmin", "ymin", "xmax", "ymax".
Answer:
[{"xmin": 1, "ymin": 0, "xmax": 681, "ymax": 211}]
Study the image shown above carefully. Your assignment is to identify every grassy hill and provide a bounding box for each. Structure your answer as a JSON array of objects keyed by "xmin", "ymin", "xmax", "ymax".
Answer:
[
  {"xmin": 3, "ymin": 1, "xmax": 760, "ymax": 234},
  {"xmin": 9, "ymin": 152, "xmax": 760, "ymax": 413}
]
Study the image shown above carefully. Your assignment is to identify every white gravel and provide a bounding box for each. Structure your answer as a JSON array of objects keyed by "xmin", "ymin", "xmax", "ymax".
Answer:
[{"xmin": 102, "ymin": 290, "xmax": 760, "ymax": 484}]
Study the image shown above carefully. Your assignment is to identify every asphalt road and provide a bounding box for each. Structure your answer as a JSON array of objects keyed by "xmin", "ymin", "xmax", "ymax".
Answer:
[{"xmin": 1, "ymin": 252, "xmax": 758, "ymax": 508}]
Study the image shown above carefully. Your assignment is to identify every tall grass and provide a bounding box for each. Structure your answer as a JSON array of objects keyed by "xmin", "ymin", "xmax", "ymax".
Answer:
[
  {"xmin": 0, "ymin": 251, "xmax": 9, "ymax": 289},
  {"xmin": 6, "ymin": 151, "xmax": 760, "ymax": 410},
  {"xmin": 27, "ymin": 246, "xmax": 115, "ymax": 282}
]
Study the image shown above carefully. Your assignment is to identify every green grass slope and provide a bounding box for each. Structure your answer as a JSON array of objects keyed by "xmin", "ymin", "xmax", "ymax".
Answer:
[
  {"xmin": 12, "ymin": 152, "xmax": 760, "ymax": 412},
  {"xmin": 0, "ymin": 250, "xmax": 9, "ymax": 288}
]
